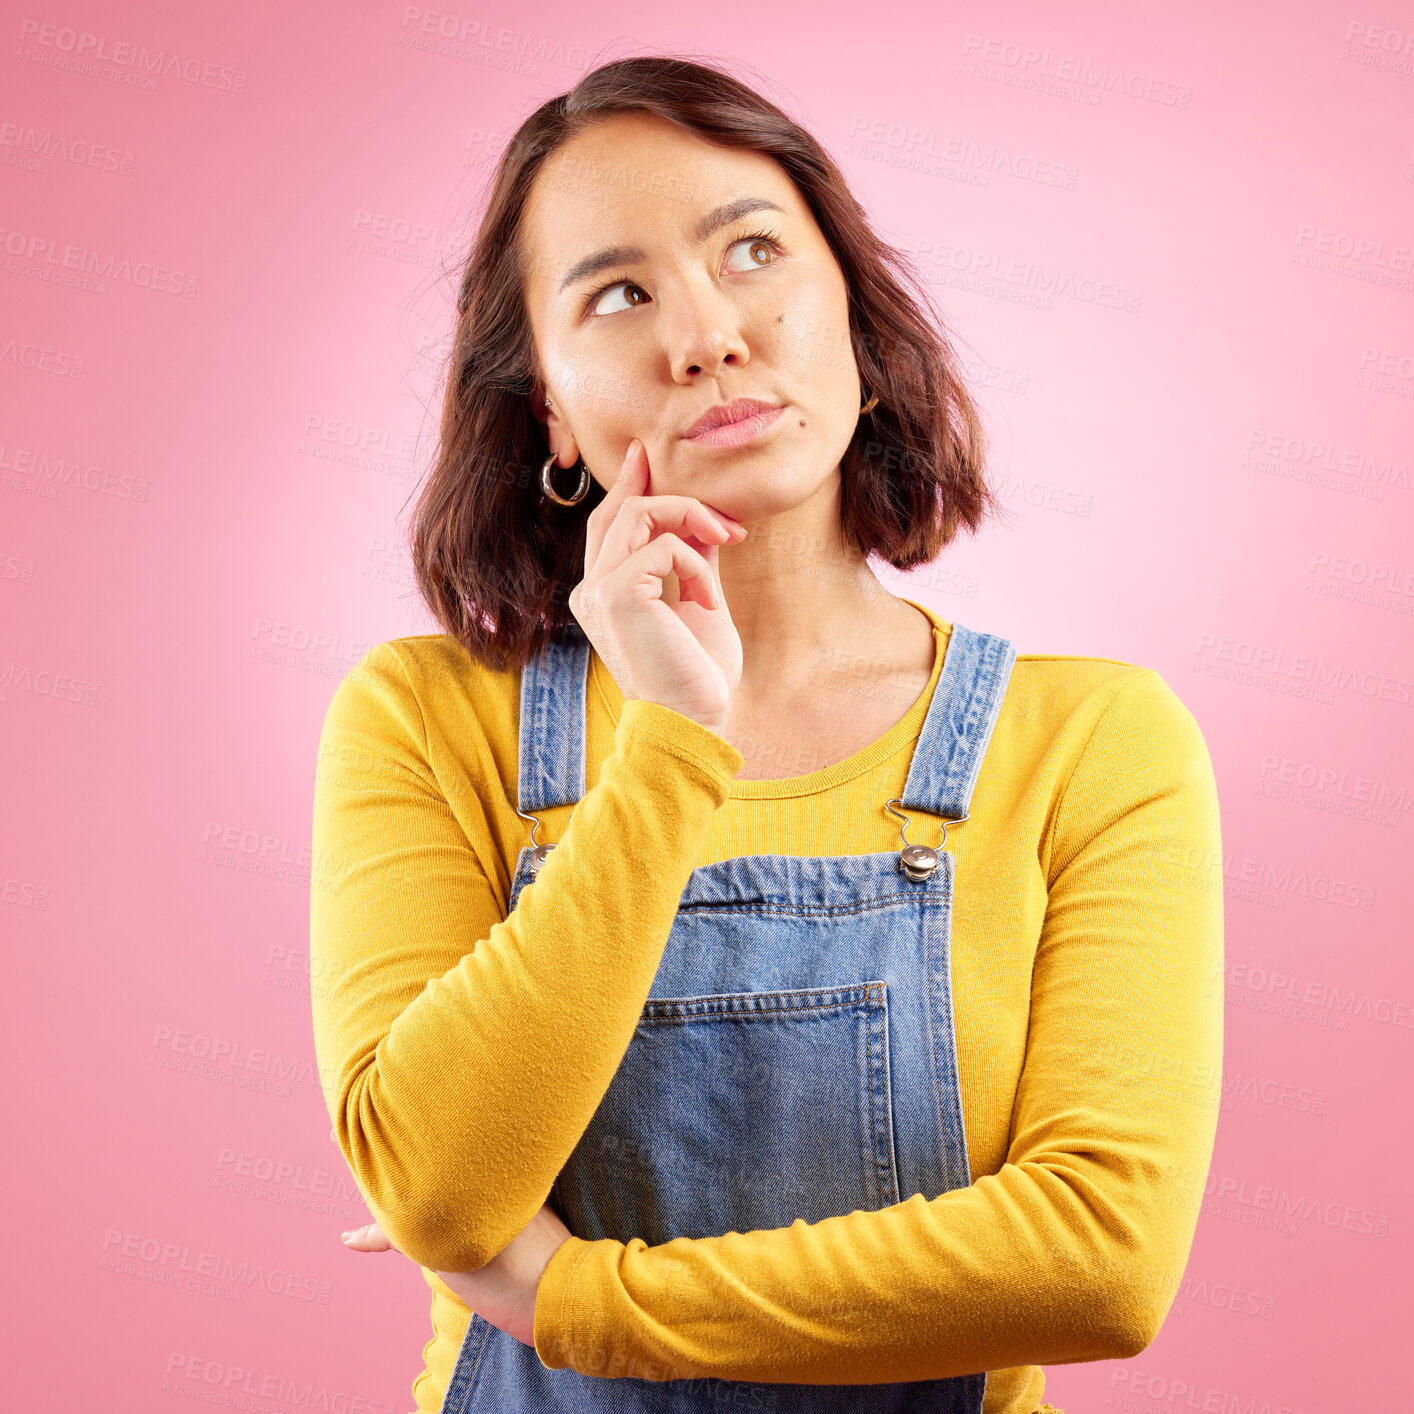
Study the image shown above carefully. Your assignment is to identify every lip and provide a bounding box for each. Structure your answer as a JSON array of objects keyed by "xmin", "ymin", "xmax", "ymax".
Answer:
[{"xmin": 683, "ymin": 397, "xmax": 786, "ymax": 448}]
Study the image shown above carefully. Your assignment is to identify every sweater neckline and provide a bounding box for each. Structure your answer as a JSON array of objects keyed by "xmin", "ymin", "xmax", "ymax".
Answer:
[{"xmin": 587, "ymin": 595, "xmax": 952, "ymax": 801}]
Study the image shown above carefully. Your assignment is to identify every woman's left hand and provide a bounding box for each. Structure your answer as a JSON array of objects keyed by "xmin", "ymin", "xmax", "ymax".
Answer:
[{"xmin": 341, "ymin": 1201, "xmax": 573, "ymax": 1348}]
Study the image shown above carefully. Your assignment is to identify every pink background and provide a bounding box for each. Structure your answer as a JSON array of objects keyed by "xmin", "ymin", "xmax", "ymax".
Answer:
[{"xmin": 3, "ymin": 3, "xmax": 1411, "ymax": 1410}]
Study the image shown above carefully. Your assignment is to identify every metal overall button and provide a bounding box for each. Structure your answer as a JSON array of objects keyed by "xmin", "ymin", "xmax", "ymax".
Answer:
[{"xmin": 885, "ymin": 797, "xmax": 969, "ymax": 881}]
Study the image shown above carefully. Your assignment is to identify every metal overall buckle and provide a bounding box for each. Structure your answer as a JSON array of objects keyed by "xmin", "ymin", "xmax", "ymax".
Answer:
[
  {"xmin": 521, "ymin": 800, "xmax": 965, "ymax": 882},
  {"xmin": 884, "ymin": 798, "xmax": 968, "ymax": 882},
  {"xmin": 515, "ymin": 806, "xmax": 554, "ymax": 875}
]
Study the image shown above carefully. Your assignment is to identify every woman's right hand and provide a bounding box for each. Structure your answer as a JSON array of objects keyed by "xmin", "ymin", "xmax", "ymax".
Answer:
[{"xmin": 568, "ymin": 437, "xmax": 748, "ymax": 734}]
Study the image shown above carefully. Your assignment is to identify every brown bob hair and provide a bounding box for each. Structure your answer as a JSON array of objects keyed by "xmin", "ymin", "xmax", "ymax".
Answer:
[{"xmin": 410, "ymin": 53, "xmax": 1004, "ymax": 674}]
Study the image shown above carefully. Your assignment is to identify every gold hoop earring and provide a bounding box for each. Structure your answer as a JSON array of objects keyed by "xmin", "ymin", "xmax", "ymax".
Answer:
[
  {"xmin": 540, "ymin": 453, "xmax": 590, "ymax": 506},
  {"xmin": 860, "ymin": 389, "xmax": 879, "ymax": 415}
]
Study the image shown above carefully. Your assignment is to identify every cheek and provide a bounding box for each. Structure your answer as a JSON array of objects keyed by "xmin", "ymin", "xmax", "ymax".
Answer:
[
  {"xmin": 549, "ymin": 349, "xmax": 657, "ymax": 430},
  {"xmin": 766, "ymin": 283, "xmax": 856, "ymax": 387},
  {"xmin": 540, "ymin": 348, "xmax": 583, "ymax": 408}
]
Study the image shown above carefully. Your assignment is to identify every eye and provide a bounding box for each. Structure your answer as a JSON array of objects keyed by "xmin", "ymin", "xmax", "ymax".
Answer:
[
  {"xmin": 723, "ymin": 229, "xmax": 784, "ymax": 273},
  {"xmin": 583, "ymin": 230, "xmax": 785, "ymax": 318},
  {"xmin": 586, "ymin": 282, "xmax": 648, "ymax": 317}
]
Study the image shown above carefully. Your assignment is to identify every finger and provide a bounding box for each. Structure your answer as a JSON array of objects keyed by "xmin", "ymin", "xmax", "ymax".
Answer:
[
  {"xmin": 341, "ymin": 1221, "xmax": 396, "ymax": 1253},
  {"xmin": 612, "ymin": 531, "xmax": 721, "ymax": 611},
  {"xmin": 597, "ymin": 495, "xmax": 738, "ymax": 581},
  {"xmin": 582, "ymin": 439, "xmax": 646, "ymax": 573}
]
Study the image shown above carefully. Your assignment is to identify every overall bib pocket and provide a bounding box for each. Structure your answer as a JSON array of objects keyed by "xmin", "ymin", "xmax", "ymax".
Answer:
[{"xmin": 553, "ymin": 980, "xmax": 902, "ymax": 1247}]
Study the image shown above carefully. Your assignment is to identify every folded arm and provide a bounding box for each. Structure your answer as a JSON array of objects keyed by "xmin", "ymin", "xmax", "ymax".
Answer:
[{"xmin": 531, "ymin": 669, "xmax": 1226, "ymax": 1383}]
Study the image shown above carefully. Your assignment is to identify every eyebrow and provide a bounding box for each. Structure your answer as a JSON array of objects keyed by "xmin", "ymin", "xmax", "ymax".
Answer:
[{"xmin": 556, "ymin": 196, "xmax": 787, "ymax": 296}]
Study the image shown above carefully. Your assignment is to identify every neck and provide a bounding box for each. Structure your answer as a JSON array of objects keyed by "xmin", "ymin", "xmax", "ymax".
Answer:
[
  {"xmin": 665, "ymin": 490, "xmax": 907, "ymax": 702},
  {"xmin": 724, "ymin": 559, "xmax": 898, "ymax": 701}
]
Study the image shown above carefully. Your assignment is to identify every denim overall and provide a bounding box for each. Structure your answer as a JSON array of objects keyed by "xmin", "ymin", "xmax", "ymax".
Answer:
[{"xmin": 440, "ymin": 619, "xmax": 1017, "ymax": 1413}]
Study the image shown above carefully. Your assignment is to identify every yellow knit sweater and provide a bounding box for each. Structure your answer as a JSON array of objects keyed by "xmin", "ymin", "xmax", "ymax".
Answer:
[{"xmin": 309, "ymin": 597, "xmax": 1223, "ymax": 1414}]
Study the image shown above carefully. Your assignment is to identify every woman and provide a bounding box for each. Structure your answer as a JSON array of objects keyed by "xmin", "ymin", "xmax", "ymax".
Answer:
[{"xmin": 310, "ymin": 55, "xmax": 1222, "ymax": 1414}]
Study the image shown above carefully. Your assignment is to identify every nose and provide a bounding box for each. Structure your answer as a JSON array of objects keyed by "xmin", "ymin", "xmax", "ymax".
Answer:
[{"xmin": 666, "ymin": 277, "xmax": 750, "ymax": 384}]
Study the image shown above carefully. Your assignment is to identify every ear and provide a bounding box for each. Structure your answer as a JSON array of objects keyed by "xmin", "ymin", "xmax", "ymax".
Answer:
[{"xmin": 532, "ymin": 389, "xmax": 579, "ymax": 469}]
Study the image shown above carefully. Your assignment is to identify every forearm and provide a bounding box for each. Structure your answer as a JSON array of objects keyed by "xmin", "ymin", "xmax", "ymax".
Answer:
[
  {"xmin": 313, "ymin": 680, "xmax": 743, "ymax": 1273},
  {"xmin": 533, "ymin": 1157, "xmax": 1186, "ymax": 1383}
]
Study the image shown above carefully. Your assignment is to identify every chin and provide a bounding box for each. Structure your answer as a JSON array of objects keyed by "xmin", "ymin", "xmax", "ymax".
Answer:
[{"xmin": 726, "ymin": 477, "xmax": 832, "ymax": 525}]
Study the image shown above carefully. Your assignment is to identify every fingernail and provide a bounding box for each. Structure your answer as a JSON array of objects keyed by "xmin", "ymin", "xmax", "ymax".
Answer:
[{"xmin": 341, "ymin": 1231, "xmax": 353, "ymax": 1242}]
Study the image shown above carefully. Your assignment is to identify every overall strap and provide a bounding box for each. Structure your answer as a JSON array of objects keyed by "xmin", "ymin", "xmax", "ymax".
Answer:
[
  {"xmin": 898, "ymin": 622, "xmax": 1017, "ymax": 822},
  {"xmin": 517, "ymin": 618, "xmax": 1017, "ymax": 821},
  {"xmin": 516, "ymin": 625, "xmax": 592, "ymax": 813}
]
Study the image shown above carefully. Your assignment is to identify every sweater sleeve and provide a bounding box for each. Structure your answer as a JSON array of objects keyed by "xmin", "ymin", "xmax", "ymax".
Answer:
[
  {"xmin": 532, "ymin": 668, "xmax": 1225, "ymax": 1383},
  {"xmin": 309, "ymin": 641, "xmax": 744, "ymax": 1274}
]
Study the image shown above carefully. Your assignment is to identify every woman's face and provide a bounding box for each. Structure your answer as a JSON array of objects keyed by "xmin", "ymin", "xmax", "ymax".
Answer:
[{"xmin": 520, "ymin": 111, "xmax": 863, "ymax": 524}]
